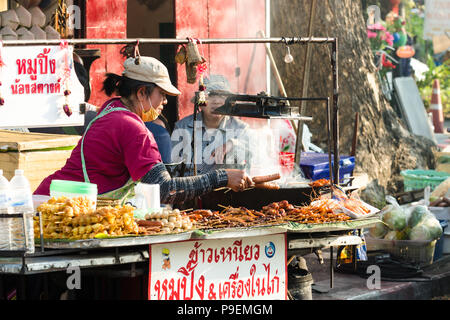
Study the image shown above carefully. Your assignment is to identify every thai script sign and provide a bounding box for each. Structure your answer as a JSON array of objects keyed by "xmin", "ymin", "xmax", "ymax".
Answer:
[
  {"xmin": 149, "ymin": 233, "xmax": 287, "ymax": 300},
  {"xmin": 0, "ymin": 45, "xmax": 85, "ymax": 128}
]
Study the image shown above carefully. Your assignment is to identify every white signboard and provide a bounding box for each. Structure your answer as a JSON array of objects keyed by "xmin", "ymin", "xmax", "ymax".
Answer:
[
  {"xmin": 149, "ymin": 233, "xmax": 287, "ymax": 300},
  {"xmin": 0, "ymin": 45, "xmax": 85, "ymax": 128},
  {"xmin": 424, "ymin": 0, "xmax": 450, "ymax": 40}
]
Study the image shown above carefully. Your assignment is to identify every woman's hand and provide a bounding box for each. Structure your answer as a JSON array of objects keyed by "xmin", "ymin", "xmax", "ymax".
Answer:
[{"xmin": 224, "ymin": 169, "xmax": 254, "ymax": 192}]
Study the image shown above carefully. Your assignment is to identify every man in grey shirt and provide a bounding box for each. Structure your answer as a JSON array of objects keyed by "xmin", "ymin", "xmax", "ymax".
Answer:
[{"xmin": 171, "ymin": 74, "xmax": 252, "ymax": 176}]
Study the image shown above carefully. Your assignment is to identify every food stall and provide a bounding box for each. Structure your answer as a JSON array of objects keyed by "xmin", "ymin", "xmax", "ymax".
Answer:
[{"xmin": 0, "ymin": 36, "xmax": 381, "ymax": 300}]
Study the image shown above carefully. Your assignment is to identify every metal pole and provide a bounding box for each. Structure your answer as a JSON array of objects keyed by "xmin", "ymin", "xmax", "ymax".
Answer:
[
  {"xmin": 295, "ymin": 0, "xmax": 317, "ymax": 165},
  {"xmin": 193, "ymin": 93, "xmax": 200, "ymax": 177},
  {"xmin": 330, "ymin": 246, "xmax": 334, "ymax": 289},
  {"xmin": 326, "ymin": 97, "xmax": 333, "ymax": 198},
  {"xmin": 331, "ymin": 39, "xmax": 340, "ymax": 185},
  {"xmin": 39, "ymin": 212, "xmax": 44, "ymax": 253},
  {"xmin": 0, "ymin": 37, "xmax": 336, "ymax": 46}
]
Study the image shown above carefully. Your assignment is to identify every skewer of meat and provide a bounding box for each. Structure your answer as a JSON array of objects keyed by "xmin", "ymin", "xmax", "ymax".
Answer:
[
  {"xmin": 252, "ymin": 173, "xmax": 281, "ymax": 184},
  {"xmin": 254, "ymin": 182, "xmax": 280, "ymax": 190}
]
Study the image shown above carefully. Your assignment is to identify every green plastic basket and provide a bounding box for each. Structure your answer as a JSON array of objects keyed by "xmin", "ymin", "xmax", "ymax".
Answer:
[{"xmin": 401, "ymin": 170, "xmax": 450, "ymax": 192}]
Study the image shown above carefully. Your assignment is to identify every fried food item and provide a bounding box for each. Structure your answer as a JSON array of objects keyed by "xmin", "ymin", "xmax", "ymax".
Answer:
[
  {"xmin": 309, "ymin": 179, "xmax": 331, "ymax": 188},
  {"xmin": 35, "ymin": 196, "xmax": 140, "ymax": 240}
]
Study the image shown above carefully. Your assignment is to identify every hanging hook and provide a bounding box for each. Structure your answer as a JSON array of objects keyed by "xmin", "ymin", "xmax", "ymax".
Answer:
[
  {"xmin": 282, "ymin": 37, "xmax": 294, "ymax": 64},
  {"xmin": 134, "ymin": 39, "xmax": 141, "ymax": 65}
]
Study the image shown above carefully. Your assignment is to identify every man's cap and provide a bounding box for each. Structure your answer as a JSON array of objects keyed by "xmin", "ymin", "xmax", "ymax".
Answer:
[
  {"xmin": 190, "ymin": 74, "xmax": 232, "ymax": 103},
  {"xmin": 203, "ymin": 74, "xmax": 231, "ymax": 95},
  {"xmin": 123, "ymin": 56, "xmax": 181, "ymax": 96}
]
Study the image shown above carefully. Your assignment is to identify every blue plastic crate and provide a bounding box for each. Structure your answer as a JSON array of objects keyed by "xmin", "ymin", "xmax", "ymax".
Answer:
[{"xmin": 299, "ymin": 152, "xmax": 355, "ymax": 182}]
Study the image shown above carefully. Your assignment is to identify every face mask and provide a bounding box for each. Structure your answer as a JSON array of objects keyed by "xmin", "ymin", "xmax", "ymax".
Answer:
[{"xmin": 139, "ymin": 98, "xmax": 159, "ymax": 122}]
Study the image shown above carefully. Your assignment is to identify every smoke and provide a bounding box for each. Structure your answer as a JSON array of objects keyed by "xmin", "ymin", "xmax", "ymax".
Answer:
[{"xmin": 173, "ymin": 1, "xmax": 309, "ymax": 183}]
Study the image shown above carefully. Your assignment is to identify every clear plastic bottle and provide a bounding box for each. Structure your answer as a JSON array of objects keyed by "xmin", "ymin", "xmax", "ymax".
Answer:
[
  {"xmin": 0, "ymin": 169, "xmax": 12, "ymax": 250},
  {"xmin": 9, "ymin": 169, "xmax": 34, "ymax": 253}
]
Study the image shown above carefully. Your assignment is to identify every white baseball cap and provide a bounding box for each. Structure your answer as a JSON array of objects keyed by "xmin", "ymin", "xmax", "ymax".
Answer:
[{"xmin": 122, "ymin": 56, "xmax": 181, "ymax": 96}]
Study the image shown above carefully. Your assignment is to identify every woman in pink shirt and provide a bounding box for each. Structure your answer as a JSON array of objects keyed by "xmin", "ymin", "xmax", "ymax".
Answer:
[{"xmin": 34, "ymin": 56, "xmax": 253, "ymax": 204}]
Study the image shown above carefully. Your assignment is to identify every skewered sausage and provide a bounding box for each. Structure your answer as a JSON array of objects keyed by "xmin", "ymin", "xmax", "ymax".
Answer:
[
  {"xmin": 136, "ymin": 220, "xmax": 163, "ymax": 227},
  {"xmin": 254, "ymin": 182, "xmax": 280, "ymax": 190},
  {"xmin": 252, "ymin": 173, "xmax": 281, "ymax": 184}
]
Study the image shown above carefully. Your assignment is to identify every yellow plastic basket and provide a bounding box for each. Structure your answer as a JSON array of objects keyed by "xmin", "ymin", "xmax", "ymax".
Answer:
[{"xmin": 366, "ymin": 235, "xmax": 436, "ymax": 267}]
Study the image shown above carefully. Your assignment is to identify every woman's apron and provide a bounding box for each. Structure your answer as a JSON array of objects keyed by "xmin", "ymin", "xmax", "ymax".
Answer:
[{"xmin": 80, "ymin": 103, "xmax": 139, "ymax": 205}]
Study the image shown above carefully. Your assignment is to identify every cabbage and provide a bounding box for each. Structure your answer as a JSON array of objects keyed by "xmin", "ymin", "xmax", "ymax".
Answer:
[
  {"xmin": 382, "ymin": 208, "xmax": 407, "ymax": 231},
  {"xmin": 408, "ymin": 205, "xmax": 429, "ymax": 228},
  {"xmin": 384, "ymin": 230, "xmax": 397, "ymax": 240},
  {"xmin": 369, "ymin": 222, "xmax": 389, "ymax": 239},
  {"xmin": 421, "ymin": 216, "xmax": 443, "ymax": 240},
  {"xmin": 409, "ymin": 224, "xmax": 432, "ymax": 241},
  {"xmin": 409, "ymin": 217, "xmax": 443, "ymax": 241}
]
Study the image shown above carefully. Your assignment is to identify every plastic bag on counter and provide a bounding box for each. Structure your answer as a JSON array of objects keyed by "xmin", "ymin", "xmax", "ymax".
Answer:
[
  {"xmin": 380, "ymin": 195, "xmax": 408, "ymax": 231},
  {"xmin": 367, "ymin": 195, "xmax": 408, "ymax": 241},
  {"xmin": 369, "ymin": 195, "xmax": 443, "ymax": 241},
  {"xmin": 369, "ymin": 220, "xmax": 389, "ymax": 239},
  {"xmin": 409, "ymin": 212, "xmax": 443, "ymax": 241}
]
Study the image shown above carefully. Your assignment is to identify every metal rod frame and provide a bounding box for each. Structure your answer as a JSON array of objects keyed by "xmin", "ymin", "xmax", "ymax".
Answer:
[
  {"xmin": 0, "ymin": 37, "xmax": 336, "ymax": 46},
  {"xmin": 1, "ymin": 37, "xmax": 340, "ymax": 184}
]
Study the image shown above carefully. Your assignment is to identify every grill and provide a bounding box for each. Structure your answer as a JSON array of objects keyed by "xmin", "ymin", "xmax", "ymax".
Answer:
[{"xmin": 212, "ymin": 93, "xmax": 313, "ymax": 121}]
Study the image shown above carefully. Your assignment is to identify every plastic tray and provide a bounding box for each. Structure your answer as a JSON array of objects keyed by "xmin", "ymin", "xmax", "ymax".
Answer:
[{"xmin": 365, "ymin": 234, "xmax": 436, "ymax": 267}]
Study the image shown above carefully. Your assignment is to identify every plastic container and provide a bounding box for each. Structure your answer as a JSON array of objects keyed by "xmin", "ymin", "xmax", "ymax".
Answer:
[
  {"xmin": 10, "ymin": 169, "xmax": 33, "ymax": 210},
  {"xmin": 299, "ymin": 152, "xmax": 355, "ymax": 182},
  {"xmin": 365, "ymin": 234, "xmax": 436, "ymax": 267},
  {"xmin": 401, "ymin": 170, "xmax": 450, "ymax": 192},
  {"xmin": 0, "ymin": 169, "xmax": 11, "ymax": 208},
  {"xmin": 429, "ymin": 207, "xmax": 450, "ymax": 255},
  {"xmin": 49, "ymin": 180, "xmax": 98, "ymax": 209},
  {"xmin": 9, "ymin": 169, "xmax": 34, "ymax": 253},
  {"xmin": 128, "ymin": 183, "xmax": 160, "ymax": 220},
  {"xmin": 444, "ymin": 228, "xmax": 450, "ymax": 255},
  {"xmin": 0, "ymin": 169, "xmax": 12, "ymax": 251}
]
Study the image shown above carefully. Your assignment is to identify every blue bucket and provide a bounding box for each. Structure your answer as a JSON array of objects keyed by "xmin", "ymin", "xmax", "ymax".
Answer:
[{"xmin": 434, "ymin": 220, "xmax": 449, "ymax": 262}]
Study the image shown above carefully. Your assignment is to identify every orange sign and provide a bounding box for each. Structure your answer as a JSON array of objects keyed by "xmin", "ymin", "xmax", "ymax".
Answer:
[{"xmin": 396, "ymin": 45, "xmax": 415, "ymax": 59}]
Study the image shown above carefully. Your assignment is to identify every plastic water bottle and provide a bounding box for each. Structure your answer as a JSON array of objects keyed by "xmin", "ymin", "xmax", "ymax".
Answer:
[
  {"xmin": 9, "ymin": 169, "xmax": 34, "ymax": 253},
  {"xmin": 0, "ymin": 169, "xmax": 12, "ymax": 250}
]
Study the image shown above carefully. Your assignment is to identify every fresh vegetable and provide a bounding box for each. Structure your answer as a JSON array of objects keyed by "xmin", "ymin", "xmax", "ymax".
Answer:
[
  {"xmin": 369, "ymin": 221, "xmax": 389, "ymax": 239},
  {"xmin": 382, "ymin": 207, "xmax": 407, "ymax": 231},
  {"xmin": 421, "ymin": 216, "xmax": 443, "ymax": 240},
  {"xmin": 409, "ymin": 216, "xmax": 443, "ymax": 241},
  {"xmin": 409, "ymin": 224, "xmax": 432, "ymax": 241},
  {"xmin": 384, "ymin": 230, "xmax": 398, "ymax": 240},
  {"xmin": 408, "ymin": 205, "xmax": 429, "ymax": 228}
]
